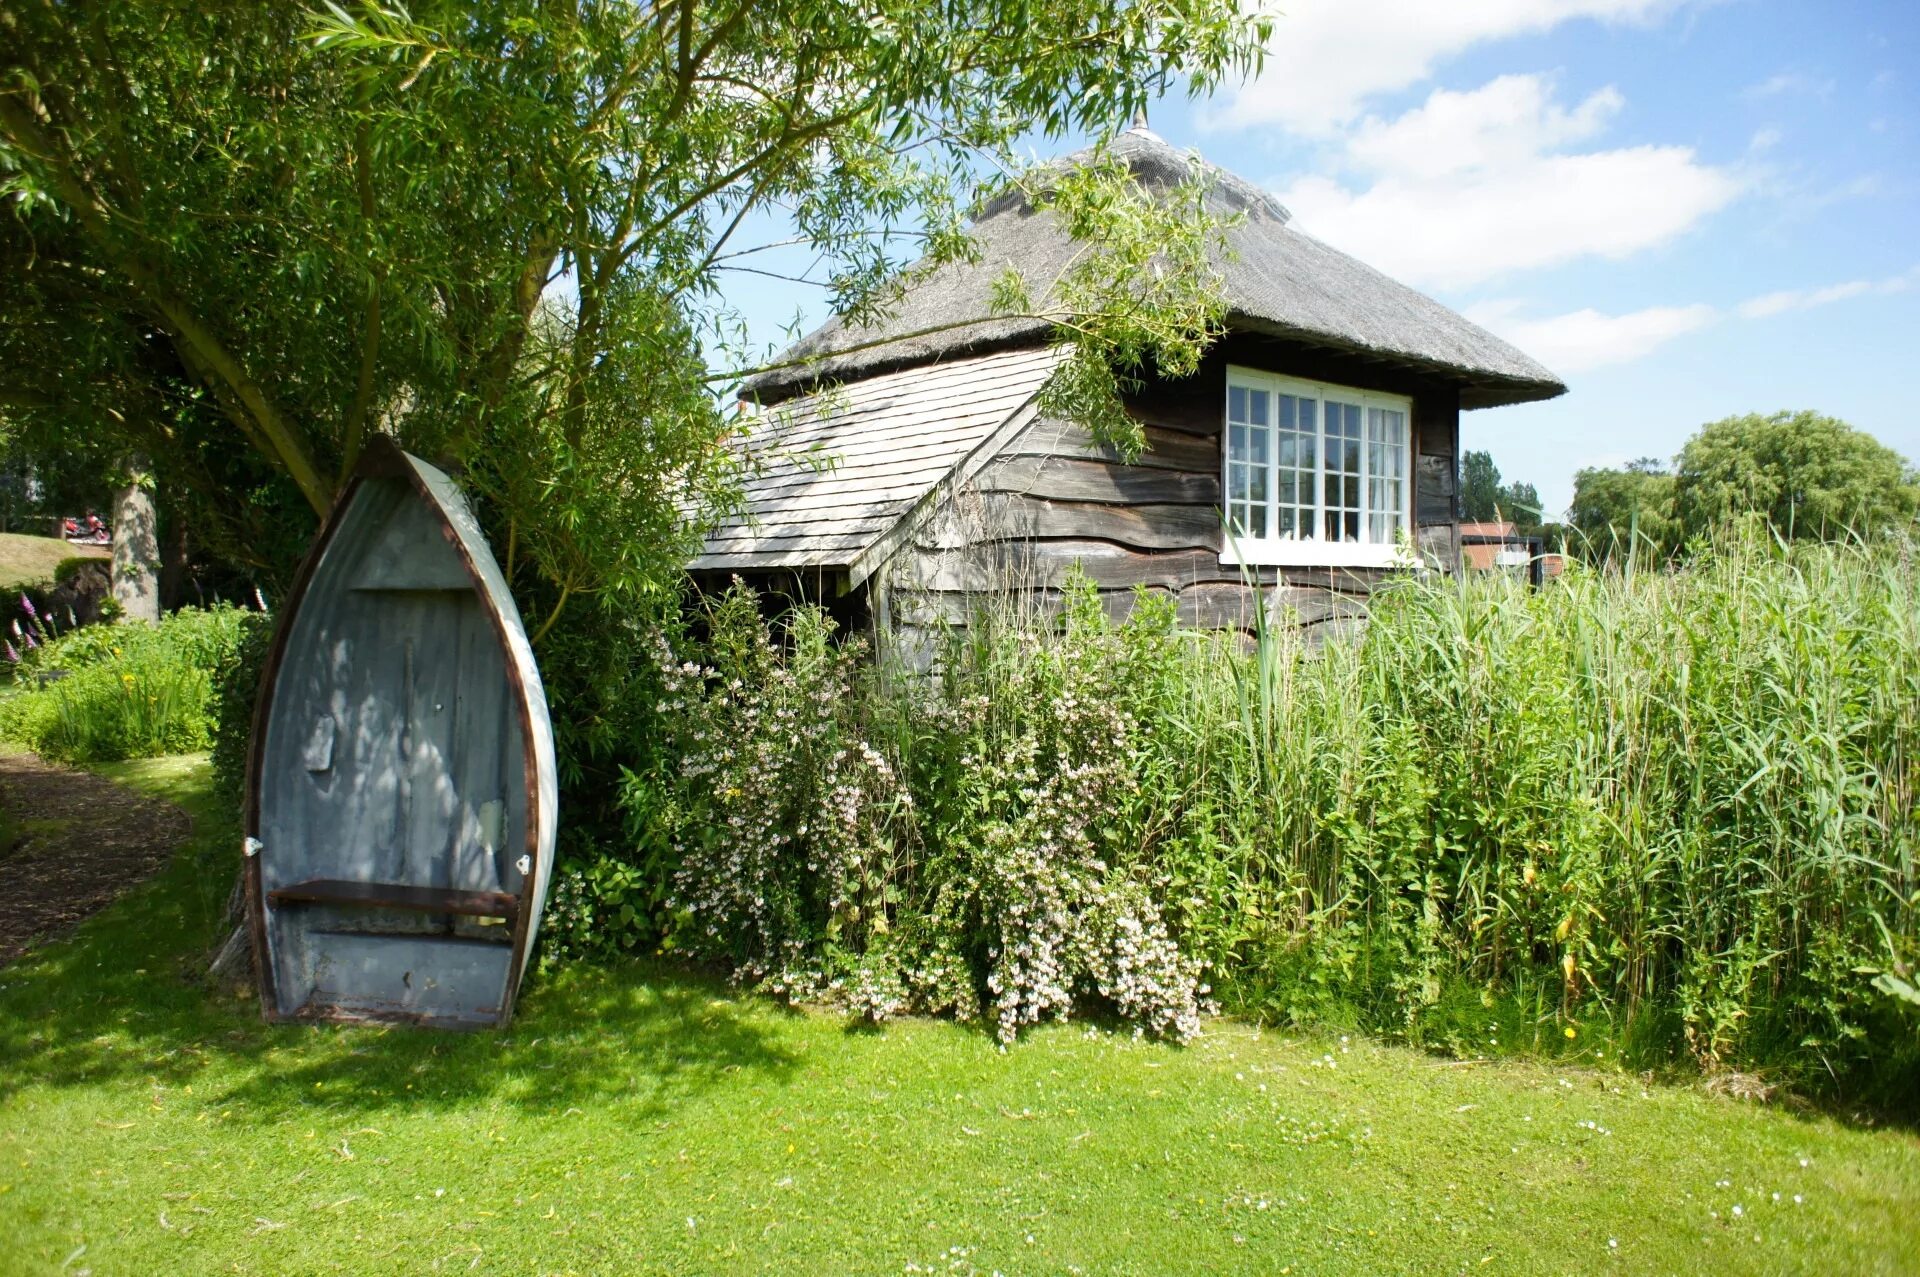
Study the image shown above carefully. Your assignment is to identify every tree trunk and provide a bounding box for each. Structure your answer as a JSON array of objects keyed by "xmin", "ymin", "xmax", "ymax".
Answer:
[
  {"xmin": 159, "ymin": 513, "xmax": 191, "ymax": 610},
  {"xmin": 110, "ymin": 460, "xmax": 161, "ymax": 624},
  {"xmin": 206, "ymin": 878, "xmax": 255, "ymax": 996}
]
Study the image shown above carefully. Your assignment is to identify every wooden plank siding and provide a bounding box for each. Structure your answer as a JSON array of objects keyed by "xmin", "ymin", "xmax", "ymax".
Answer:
[
  {"xmin": 689, "ymin": 347, "xmax": 1062, "ymax": 573},
  {"xmin": 876, "ymin": 332, "xmax": 1461, "ymax": 652}
]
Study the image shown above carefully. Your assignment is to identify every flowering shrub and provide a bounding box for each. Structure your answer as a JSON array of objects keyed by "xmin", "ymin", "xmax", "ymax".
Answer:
[
  {"xmin": 910, "ymin": 585, "xmax": 1207, "ymax": 1042},
  {"xmin": 650, "ymin": 588, "xmax": 915, "ymax": 987},
  {"xmin": 625, "ymin": 579, "xmax": 1206, "ymax": 1043}
]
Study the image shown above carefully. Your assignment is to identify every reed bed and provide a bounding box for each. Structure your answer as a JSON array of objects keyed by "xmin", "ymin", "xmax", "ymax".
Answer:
[{"xmin": 1110, "ymin": 537, "xmax": 1917, "ymax": 1099}]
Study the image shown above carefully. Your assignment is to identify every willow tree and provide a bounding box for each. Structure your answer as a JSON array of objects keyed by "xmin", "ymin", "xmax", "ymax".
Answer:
[
  {"xmin": 2, "ymin": 0, "xmax": 1262, "ymax": 612},
  {"xmin": 3, "ymin": 0, "xmax": 1264, "ymax": 853}
]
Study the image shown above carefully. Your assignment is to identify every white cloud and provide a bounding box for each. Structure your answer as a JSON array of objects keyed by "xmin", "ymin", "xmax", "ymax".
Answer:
[
  {"xmin": 1216, "ymin": 0, "xmax": 1677, "ymax": 135},
  {"xmin": 1274, "ymin": 76, "xmax": 1744, "ymax": 289},
  {"xmin": 1469, "ymin": 299, "xmax": 1718, "ymax": 371},
  {"xmin": 1468, "ymin": 266, "xmax": 1920, "ymax": 374},
  {"xmin": 1740, "ymin": 71, "xmax": 1835, "ymax": 101},
  {"xmin": 1343, "ymin": 74, "xmax": 1623, "ymax": 179},
  {"xmin": 1737, "ymin": 267, "xmax": 1920, "ymax": 319}
]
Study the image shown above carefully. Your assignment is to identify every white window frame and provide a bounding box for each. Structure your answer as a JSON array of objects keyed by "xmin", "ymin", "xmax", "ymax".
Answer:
[{"xmin": 1219, "ymin": 365, "xmax": 1415, "ymax": 569}]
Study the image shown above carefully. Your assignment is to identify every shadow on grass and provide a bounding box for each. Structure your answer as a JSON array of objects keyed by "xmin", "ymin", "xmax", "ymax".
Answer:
[{"xmin": 0, "ymin": 759, "xmax": 800, "ymax": 1124}]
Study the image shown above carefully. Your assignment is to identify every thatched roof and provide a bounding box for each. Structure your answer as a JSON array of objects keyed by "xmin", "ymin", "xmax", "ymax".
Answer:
[
  {"xmin": 693, "ymin": 346, "xmax": 1061, "ymax": 580},
  {"xmin": 744, "ymin": 128, "xmax": 1565, "ymax": 410}
]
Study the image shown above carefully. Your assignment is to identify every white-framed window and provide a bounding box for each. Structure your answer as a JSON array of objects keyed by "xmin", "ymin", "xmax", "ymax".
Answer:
[{"xmin": 1221, "ymin": 366, "xmax": 1413, "ymax": 568}]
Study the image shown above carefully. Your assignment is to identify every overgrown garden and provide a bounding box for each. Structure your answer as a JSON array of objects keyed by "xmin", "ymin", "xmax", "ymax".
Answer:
[
  {"xmin": 532, "ymin": 533, "xmax": 1920, "ymax": 1113},
  {"xmin": 3, "ymin": 0, "xmax": 1916, "ymax": 1126}
]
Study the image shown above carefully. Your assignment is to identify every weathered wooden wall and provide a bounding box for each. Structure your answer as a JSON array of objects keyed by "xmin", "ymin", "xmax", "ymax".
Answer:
[{"xmin": 879, "ymin": 333, "xmax": 1462, "ymax": 654}]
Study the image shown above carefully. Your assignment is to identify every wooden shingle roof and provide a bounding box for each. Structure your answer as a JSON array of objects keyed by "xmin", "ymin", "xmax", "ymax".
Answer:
[{"xmin": 691, "ymin": 346, "xmax": 1062, "ymax": 581}]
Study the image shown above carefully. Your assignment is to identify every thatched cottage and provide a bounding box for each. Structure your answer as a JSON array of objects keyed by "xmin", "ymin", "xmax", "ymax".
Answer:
[{"xmin": 692, "ymin": 127, "xmax": 1565, "ymax": 651}]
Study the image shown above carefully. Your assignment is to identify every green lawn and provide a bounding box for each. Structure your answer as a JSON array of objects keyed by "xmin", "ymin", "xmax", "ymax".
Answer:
[
  {"xmin": 2, "ymin": 757, "xmax": 1917, "ymax": 1275},
  {"xmin": 0, "ymin": 532, "xmax": 107, "ymax": 592}
]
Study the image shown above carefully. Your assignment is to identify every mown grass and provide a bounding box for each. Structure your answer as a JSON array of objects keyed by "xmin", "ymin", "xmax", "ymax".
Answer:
[
  {"xmin": 2, "ymin": 756, "xmax": 1917, "ymax": 1275},
  {"xmin": 0, "ymin": 533, "xmax": 105, "ymax": 592}
]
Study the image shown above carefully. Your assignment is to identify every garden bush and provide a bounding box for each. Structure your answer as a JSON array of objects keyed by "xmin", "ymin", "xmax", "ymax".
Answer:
[
  {"xmin": 0, "ymin": 602, "xmax": 253, "ymax": 764},
  {"xmin": 207, "ymin": 608, "xmax": 275, "ymax": 812},
  {"xmin": 603, "ymin": 584, "xmax": 1207, "ymax": 1043},
  {"xmin": 571, "ymin": 536, "xmax": 1920, "ymax": 1108}
]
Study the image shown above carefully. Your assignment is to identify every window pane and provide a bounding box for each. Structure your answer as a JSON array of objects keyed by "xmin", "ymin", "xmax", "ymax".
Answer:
[{"xmin": 1226, "ymin": 378, "xmax": 1411, "ymax": 551}]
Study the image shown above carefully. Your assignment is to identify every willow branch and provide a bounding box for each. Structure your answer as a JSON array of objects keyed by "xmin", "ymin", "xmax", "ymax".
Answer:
[
  {"xmin": 710, "ymin": 309, "xmax": 1089, "ymax": 386},
  {"xmin": 339, "ymin": 120, "xmax": 384, "ymax": 481},
  {"xmin": 528, "ymin": 577, "xmax": 574, "ymax": 646},
  {"xmin": 0, "ymin": 91, "xmax": 335, "ymax": 513}
]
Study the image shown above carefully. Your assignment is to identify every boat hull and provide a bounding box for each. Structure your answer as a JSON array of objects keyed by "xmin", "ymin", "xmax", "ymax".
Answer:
[{"xmin": 244, "ymin": 440, "xmax": 557, "ymax": 1028}]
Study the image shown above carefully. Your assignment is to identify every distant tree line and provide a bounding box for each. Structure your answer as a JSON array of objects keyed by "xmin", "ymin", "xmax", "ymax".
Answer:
[
  {"xmin": 1570, "ymin": 411, "xmax": 1919, "ymax": 563},
  {"xmin": 1461, "ymin": 411, "xmax": 1917, "ymax": 566},
  {"xmin": 1460, "ymin": 448, "xmax": 1554, "ymax": 539}
]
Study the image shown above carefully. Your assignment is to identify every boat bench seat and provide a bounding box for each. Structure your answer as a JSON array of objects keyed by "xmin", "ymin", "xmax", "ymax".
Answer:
[{"xmin": 267, "ymin": 878, "xmax": 519, "ymax": 921}]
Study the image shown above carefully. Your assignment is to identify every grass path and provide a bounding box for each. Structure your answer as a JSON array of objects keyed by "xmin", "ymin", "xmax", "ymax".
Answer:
[
  {"xmin": 0, "ymin": 749, "xmax": 192, "ymax": 962},
  {"xmin": 1, "ymin": 756, "xmax": 1916, "ymax": 1275}
]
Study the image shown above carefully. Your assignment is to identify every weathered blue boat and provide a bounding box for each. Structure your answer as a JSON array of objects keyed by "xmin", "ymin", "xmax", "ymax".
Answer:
[{"xmin": 244, "ymin": 437, "xmax": 557, "ymax": 1028}]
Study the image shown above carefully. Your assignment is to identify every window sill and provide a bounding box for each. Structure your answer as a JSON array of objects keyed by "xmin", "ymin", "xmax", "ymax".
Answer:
[{"xmin": 1220, "ymin": 538, "xmax": 1415, "ymax": 570}]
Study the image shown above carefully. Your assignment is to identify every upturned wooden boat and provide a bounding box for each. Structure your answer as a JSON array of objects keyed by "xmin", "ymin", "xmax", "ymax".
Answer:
[{"xmin": 244, "ymin": 437, "xmax": 557, "ymax": 1028}]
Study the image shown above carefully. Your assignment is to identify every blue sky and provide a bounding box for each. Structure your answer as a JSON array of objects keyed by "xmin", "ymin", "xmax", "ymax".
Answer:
[{"xmin": 725, "ymin": 1, "xmax": 1919, "ymax": 517}]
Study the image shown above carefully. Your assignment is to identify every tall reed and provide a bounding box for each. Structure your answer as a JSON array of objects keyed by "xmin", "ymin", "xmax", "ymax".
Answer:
[{"xmin": 1077, "ymin": 532, "xmax": 1918, "ymax": 1100}]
